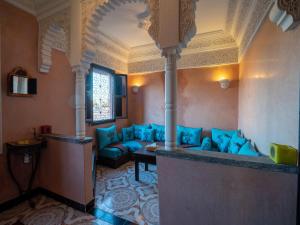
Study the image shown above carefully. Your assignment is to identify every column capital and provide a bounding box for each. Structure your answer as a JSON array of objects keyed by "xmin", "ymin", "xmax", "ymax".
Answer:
[{"xmin": 161, "ymin": 47, "xmax": 180, "ymax": 59}]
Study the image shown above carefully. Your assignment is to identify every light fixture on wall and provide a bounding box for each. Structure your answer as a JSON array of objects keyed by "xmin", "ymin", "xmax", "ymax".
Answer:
[
  {"xmin": 132, "ymin": 85, "xmax": 140, "ymax": 94},
  {"xmin": 219, "ymin": 79, "xmax": 230, "ymax": 89}
]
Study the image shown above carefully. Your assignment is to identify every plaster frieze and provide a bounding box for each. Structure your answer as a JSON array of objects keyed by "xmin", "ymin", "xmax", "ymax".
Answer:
[
  {"xmin": 239, "ymin": 0, "xmax": 274, "ymax": 58},
  {"xmin": 128, "ymin": 47, "xmax": 238, "ymax": 74},
  {"xmin": 80, "ymin": 0, "xmax": 146, "ymax": 75},
  {"xmin": 129, "ymin": 31, "xmax": 237, "ymax": 63},
  {"xmin": 95, "ymin": 49, "xmax": 128, "ymax": 73},
  {"xmin": 226, "ymin": 0, "xmax": 274, "ymax": 60},
  {"xmin": 38, "ymin": 8, "xmax": 70, "ymax": 73}
]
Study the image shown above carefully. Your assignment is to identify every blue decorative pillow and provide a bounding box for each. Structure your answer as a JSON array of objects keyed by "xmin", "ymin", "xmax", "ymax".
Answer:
[
  {"xmin": 177, "ymin": 125, "xmax": 202, "ymax": 145},
  {"xmin": 238, "ymin": 142, "xmax": 260, "ymax": 157},
  {"xmin": 217, "ymin": 134, "xmax": 231, "ymax": 152},
  {"xmin": 141, "ymin": 128, "xmax": 155, "ymax": 142},
  {"xmin": 96, "ymin": 125, "xmax": 119, "ymax": 150},
  {"xmin": 228, "ymin": 133, "xmax": 247, "ymax": 154},
  {"xmin": 200, "ymin": 137, "xmax": 212, "ymax": 150},
  {"xmin": 152, "ymin": 124, "xmax": 165, "ymax": 142},
  {"xmin": 211, "ymin": 128, "xmax": 239, "ymax": 147},
  {"xmin": 122, "ymin": 126, "xmax": 134, "ymax": 142},
  {"xmin": 133, "ymin": 124, "xmax": 149, "ymax": 140}
]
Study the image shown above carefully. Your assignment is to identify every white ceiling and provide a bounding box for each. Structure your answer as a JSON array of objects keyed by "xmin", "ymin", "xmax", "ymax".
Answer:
[
  {"xmin": 6, "ymin": 0, "xmax": 234, "ymax": 47},
  {"xmin": 195, "ymin": 0, "xmax": 230, "ymax": 34},
  {"xmin": 98, "ymin": 2, "xmax": 154, "ymax": 48}
]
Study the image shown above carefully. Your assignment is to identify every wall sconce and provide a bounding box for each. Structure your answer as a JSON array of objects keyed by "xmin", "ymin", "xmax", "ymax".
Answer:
[
  {"xmin": 219, "ymin": 79, "xmax": 230, "ymax": 89},
  {"xmin": 132, "ymin": 85, "xmax": 140, "ymax": 94}
]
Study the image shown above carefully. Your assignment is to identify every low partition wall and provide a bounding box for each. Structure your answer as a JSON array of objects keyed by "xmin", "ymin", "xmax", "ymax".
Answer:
[
  {"xmin": 157, "ymin": 149, "xmax": 298, "ymax": 225},
  {"xmin": 39, "ymin": 134, "xmax": 94, "ymax": 210}
]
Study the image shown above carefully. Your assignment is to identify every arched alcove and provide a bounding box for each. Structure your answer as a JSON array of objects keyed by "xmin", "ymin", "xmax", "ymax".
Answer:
[{"xmin": 80, "ymin": 0, "xmax": 157, "ymax": 75}]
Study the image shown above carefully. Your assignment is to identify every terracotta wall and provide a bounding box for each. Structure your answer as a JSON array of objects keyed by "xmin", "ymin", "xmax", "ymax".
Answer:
[
  {"xmin": 0, "ymin": 2, "xmax": 128, "ymax": 204},
  {"xmin": 39, "ymin": 139, "xmax": 93, "ymax": 205},
  {"xmin": 0, "ymin": 1, "xmax": 76, "ymax": 203},
  {"xmin": 158, "ymin": 156, "xmax": 297, "ymax": 225},
  {"xmin": 128, "ymin": 64, "xmax": 239, "ymax": 134},
  {"xmin": 238, "ymin": 18, "xmax": 300, "ymax": 154}
]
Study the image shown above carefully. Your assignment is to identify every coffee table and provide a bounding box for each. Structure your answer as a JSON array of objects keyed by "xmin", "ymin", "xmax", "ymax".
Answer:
[{"xmin": 133, "ymin": 148, "xmax": 156, "ymax": 181}]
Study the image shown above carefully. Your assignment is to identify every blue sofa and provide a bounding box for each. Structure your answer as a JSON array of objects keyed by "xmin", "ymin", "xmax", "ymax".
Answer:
[{"xmin": 95, "ymin": 124, "xmax": 261, "ymax": 168}]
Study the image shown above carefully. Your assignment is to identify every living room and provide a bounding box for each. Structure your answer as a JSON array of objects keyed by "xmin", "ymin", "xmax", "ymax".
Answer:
[{"xmin": 0, "ymin": 0, "xmax": 299, "ymax": 225}]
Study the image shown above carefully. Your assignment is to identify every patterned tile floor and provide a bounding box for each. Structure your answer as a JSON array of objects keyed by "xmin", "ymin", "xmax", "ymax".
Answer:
[
  {"xmin": 0, "ymin": 195, "xmax": 112, "ymax": 225},
  {"xmin": 95, "ymin": 162, "xmax": 159, "ymax": 225},
  {"xmin": 0, "ymin": 161, "xmax": 159, "ymax": 225}
]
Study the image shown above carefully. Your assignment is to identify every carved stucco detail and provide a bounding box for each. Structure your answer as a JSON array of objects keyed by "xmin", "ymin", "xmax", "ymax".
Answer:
[
  {"xmin": 239, "ymin": 0, "xmax": 273, "ymax": 57},
  {"xmin": 95, "ymin": 49, "xmax": 128, "ymax": 73},
  {"xmin": 179, "ymin": 0, "xmax": 197, "ymax": 49},
  {"xmin": 128, "ymin": 47, "xmax": 238, "ymax": 74},
  {"xmin": 129, "ymin": 31, "xmax": 237, "ymax": 64},
  {"xmin": 278, "ymin": 0, "xmax": 300, "ymax": 20},
  {"xmin": 225, "ymin": 0, "xmax": 274, "ymax": 60},
  {"xmin": 147, "ymin": 0, "xmax": 159, "ymax": 47},
  {"xmin": 38, "ymin": 8, "xmax": 70, "ymax": 73},
  {"xmin": 80, "ymin": 0, "xmax": 148, "ymax": 75},
  {"xmin": 269, "ymin": 0, "xmax": 300, "ymax": 31}
]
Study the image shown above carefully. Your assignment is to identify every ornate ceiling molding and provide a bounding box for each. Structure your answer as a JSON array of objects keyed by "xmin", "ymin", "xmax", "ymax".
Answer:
[
  {"xmin": 38, "ymin": 8, "xmax": 70, "ymax": 73},
  {"xmin": 269, "ymin": 0, "xmax": 300, "ymax": 31},
  {"xmin": 80, "ymin": 0, "xmax": 148, "ymax": 75},
  {"xmin": 225, "ymin": 0, "xmax": 274, "ymax": 60},
  {"xmin": 128, "ymin": 47, "xmax": 238, "ymax": 74},
  {"xmin": 129, "ymin": 30, "xmax": 237, "ymax": 63}
]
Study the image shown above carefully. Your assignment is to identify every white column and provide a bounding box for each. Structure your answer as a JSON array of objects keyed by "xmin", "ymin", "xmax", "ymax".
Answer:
[
  {"xmin": 74, "ymin": 66, "xmax": 86, "ymax": 138},
  {"xmin": 163, "ymin": 47, "xmax": 178, "ymax": 150}
]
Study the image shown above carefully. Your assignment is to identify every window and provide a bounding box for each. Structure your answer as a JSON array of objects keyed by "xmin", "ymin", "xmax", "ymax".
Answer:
[
  {"xmin": 86, "ymin": 64, "xmax": 128, "ymax": 124},
  {"xmin": 115, "ymin": 75, "xmax": 128, "ymax": 119}
]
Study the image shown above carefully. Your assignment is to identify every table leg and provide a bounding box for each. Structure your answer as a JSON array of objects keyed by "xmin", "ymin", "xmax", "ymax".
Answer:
[
  {"xmin": 135, "ymin": 160, "xmax": 139, "ymax": 181},
  {"xmin": 145, "ymin": 163, "xmax": 148, "ymax": 171}
]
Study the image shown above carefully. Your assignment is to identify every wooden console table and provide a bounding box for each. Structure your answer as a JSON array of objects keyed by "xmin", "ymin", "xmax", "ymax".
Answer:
[{"xmin": 6, "ymin": 139, "xmax": 44, "ymax": 208}]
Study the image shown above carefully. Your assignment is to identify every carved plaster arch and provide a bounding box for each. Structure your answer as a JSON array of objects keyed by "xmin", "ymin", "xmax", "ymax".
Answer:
[
  {"xmin": 39, "ymin": 23, "xmax": 68, "ymax": 73},
  {"xmin": 38, "ymin": 8, "xmax": 70, "ymax": 73},
  {"xmin": 80, "ymin": 0, "xmax": 152, "ymax": 75}
]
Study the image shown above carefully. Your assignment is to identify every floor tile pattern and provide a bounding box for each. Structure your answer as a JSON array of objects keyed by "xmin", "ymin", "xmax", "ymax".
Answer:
[
  {"xmin": 95, "ymin": 162, "xmax": 159, "ymax": 225},
  {"xmin": 0, "ymin": 195, "xmax": 112, "ymax": 225}
]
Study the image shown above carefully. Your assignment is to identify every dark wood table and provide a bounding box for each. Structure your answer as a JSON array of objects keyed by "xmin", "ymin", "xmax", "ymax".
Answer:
[{"xmin": 133, "ymin": 149, "xmax": 156, "ymax": 181}]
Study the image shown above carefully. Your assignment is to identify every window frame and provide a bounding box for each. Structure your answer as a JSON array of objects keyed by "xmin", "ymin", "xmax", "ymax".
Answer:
[
  {"xmin": 86, "ymin": 64, "xmax": 116, "ymax": 125},
  {"xmin": 114, "ymin": 74, "xmax": 128, "ymax": 120}
]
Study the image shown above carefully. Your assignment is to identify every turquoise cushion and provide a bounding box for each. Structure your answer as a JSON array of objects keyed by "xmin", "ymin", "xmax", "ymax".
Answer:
[
  {"xmin": 122, "ymin": 126, "xmax": 134, "ymax": 142},
  {"xmin": 217, "ymin": 135, "xmax": 231, "ymax": 152},
  {"xmin": 238, "ymin": 142, "xmax": 260, "ymax": 157},
  {"xmin": 177, "ymin": 125, "xmax": 202, "ymax": 145},
  {"xmin": 228, "ymin": 133, "xmax": 247, "ymax": 154},
  {"xmin": 122, "ymin": 141, "xmax": 143, "ymax": 152},
  {"xmin": 96, "ymin": 125, "xmax": 119, "ymax": 150},
  {"xmin": 200, "ymin": 137, "xmax": 212, "ymax": 150},
  {"xmin": 99, "ymin": 147, "xmax": 123, "ymax": 159},
  {"xmin": 141, "ymin": 128, "xmax": 155, "ymax": 142},
  {"xmin": 133, "ymin": 124, "xmax": 150, "ymax": 140},
  {"xmin": 211, "ymin": 128, "xmax": 239, "ymax": 147},
  {"xmin": 152, "ymin": 124, "xmax": 165, "ymax": 142},
  {"xmin": 186, "ymin": 146, "xmax": 202, "ymax": 151}
]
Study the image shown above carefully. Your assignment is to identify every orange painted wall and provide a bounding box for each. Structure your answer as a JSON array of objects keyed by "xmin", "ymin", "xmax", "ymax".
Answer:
[
  {"xmin": 0, "ymin": 2, "xmax": 129, "ymax": 204},
  {"xmin": 128, "ymin": 64, "xmax": 239, "ymax": 134},
  {"xmin": 238, "ymin": 19, "xmax": 300, "ymax": 154},
  {"xmin": 0, "ymin": 2, "xmax": 76, "ymax": 203}
]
